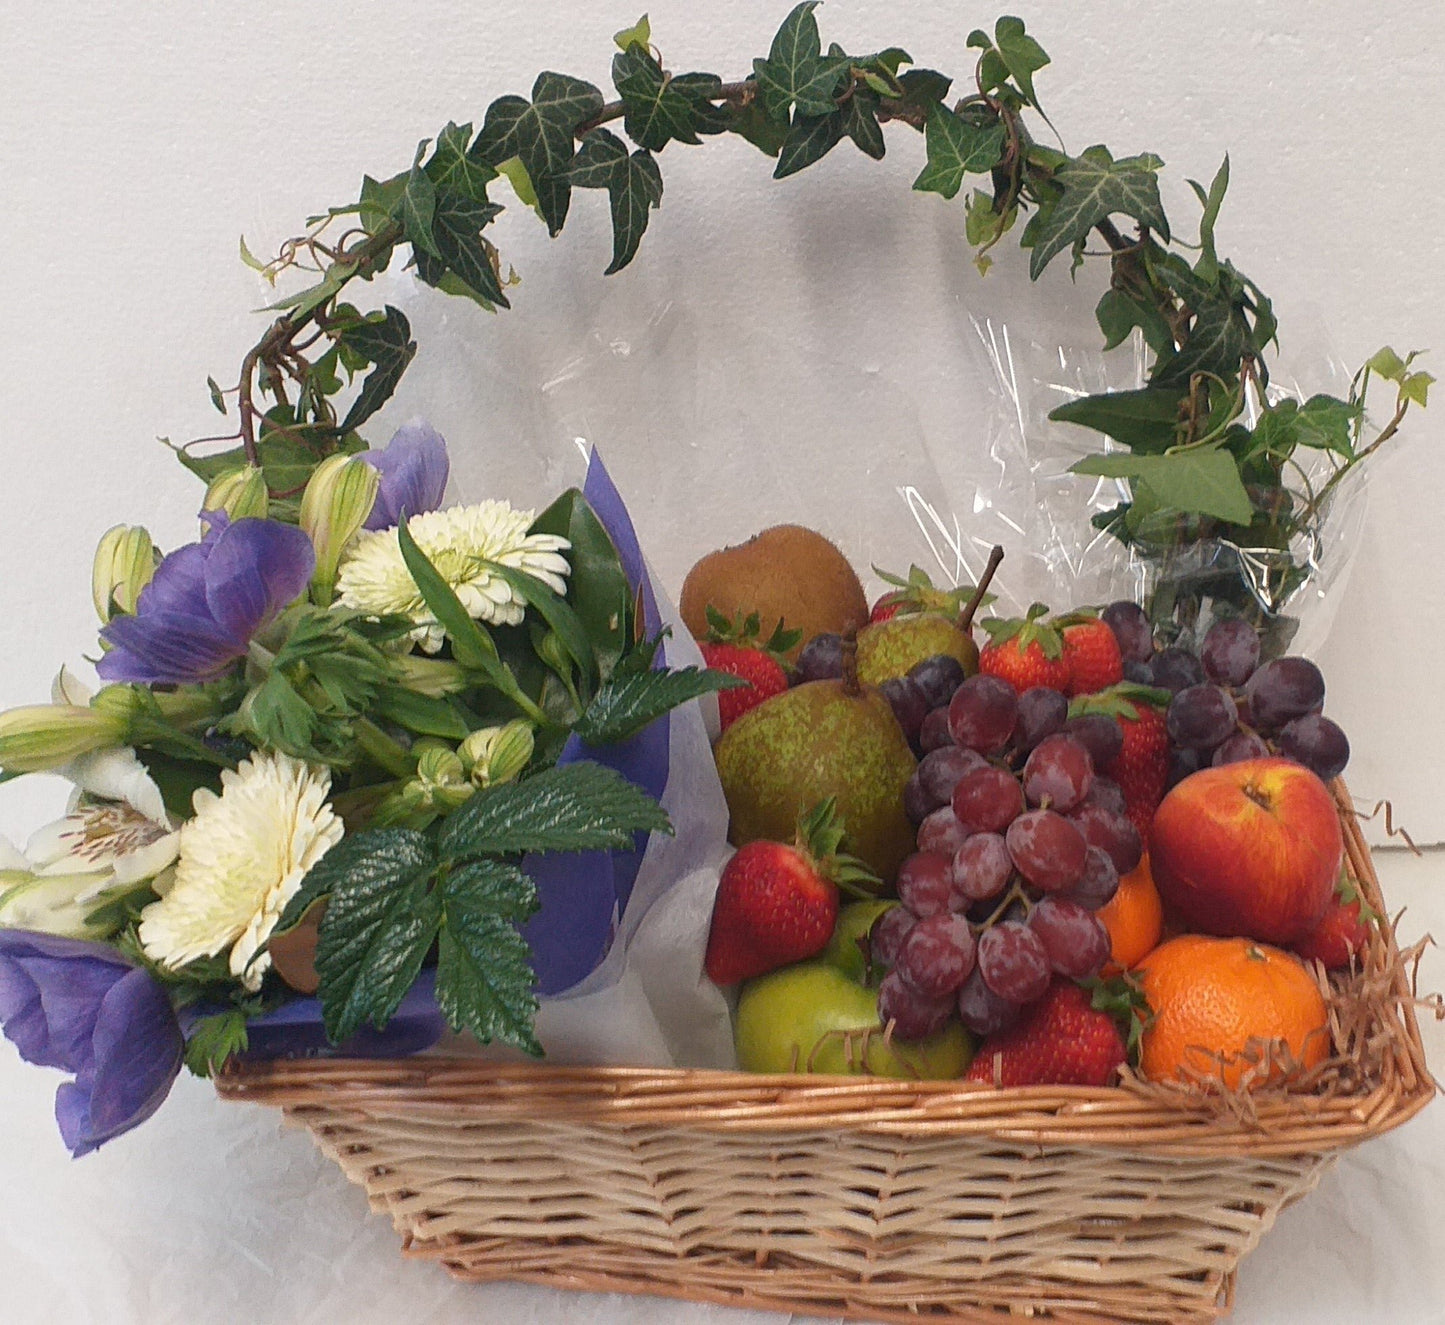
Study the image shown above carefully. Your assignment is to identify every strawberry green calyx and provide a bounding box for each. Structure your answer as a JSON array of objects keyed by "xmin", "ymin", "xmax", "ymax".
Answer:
[
  {"xmin": 1068, "ymin": 681, "xmax": 1172, "ymax": 721},
  {"xmin": 871, "ymin": 564, "xmax": 993, "ymax": 618},
  {"xmin": 794, "ymin": 797, "xmax": 881, "ymax": 899},
  {"xmin": 1085, "ymin": 972, "xmax": 1154, "ymax": 1064},
  {"xmin": 980, "ymin": 601, "xmax": 1065, "ymax": 659},
  {"xmin": 703, "ymin": 605, "xmax": 802, "ymax": 665}
]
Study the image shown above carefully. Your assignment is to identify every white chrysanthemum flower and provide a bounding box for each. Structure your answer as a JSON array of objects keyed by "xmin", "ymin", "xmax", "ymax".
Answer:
[
  {"xmin": 138, "ymin": 751, "xmax": 343, "ymax": 991},
  {"xmin": 334, "ymin": 501, "xmax": 571, "ymax": 652}
]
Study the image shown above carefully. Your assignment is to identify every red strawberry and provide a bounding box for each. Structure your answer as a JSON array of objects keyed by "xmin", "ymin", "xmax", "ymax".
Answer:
[
  {"xmin": 978, "ymin": 604, "xmax": 1070, "ymax": 692},
  {"xmin": 699, "ymin": 607, "xmax": 802, "ymax": 732},
  {"xmin": 1059, "ymin": 614, "xmax": 1124, "ymax": 697},
  {"xmin": 1071, "ymin": 684, "xmax": 1171, "ymax": 838},
  {"xmin": 965, "ymin": 979, "xmax": 1126, "ymax": 1086},
  {"xmin": 1294, "ymin": 883, "xmax": 1372, "ymax": 969},
  {"xmin": 704, "ymin": 800, "xmax": 878, "ymax": 985},
  {"xmin": 869, "ymin": 564, "xmax": 992, "ymax": 625}
]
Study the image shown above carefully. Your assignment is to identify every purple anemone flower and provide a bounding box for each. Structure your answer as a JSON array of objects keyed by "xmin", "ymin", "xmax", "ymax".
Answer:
[
  {"xmin": 96, "ymin": 514, "xmax": 314, "ymax": 685},
  {"xmin": 362, "ymin": 420, "xmax": 450, "ymax": 530},
  {"xmin": 0, "ymin": 931, "xmax": 183, "ymax": 1157}
]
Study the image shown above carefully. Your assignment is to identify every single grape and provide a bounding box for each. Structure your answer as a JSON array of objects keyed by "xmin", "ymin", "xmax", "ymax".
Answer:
[
  {"xmin": 977, "ymin": 921, "xmax": 1051, "ymax": 1003},
  {"xmin": 957, "ymin": 967, "xmax": 1022, "ymax": 1036},
  {"xmin": 1006, "ymin": 809, "xmax": 1088, "ymax": 892},
  {"xmin": 1278, "ymin": 713, "xmax": 1350, "ymax": 781},
  {"xmin": 1022, "ymin": 733, "xmax": 1094, "ymax": 812},
  {"xmin": 1123, "ymin": 657, "xmax": 1156, "ymax": 686},
  {"xmin": 948, "ymin": 675, "xmax": 1019, "ymax": 754},
  {"xmin": 1245, "ymin": 656, "xmax": 1326, "ymax": 732},
  {"xmin": 951, "ymin": 765, "xmax": 1026, "ymax": 835},
  {"xmin": 1167, "ymin": 683, "xmax": 1239, "ymax": 751},
  {"xmin": 1211, "ymin": 730, "xmax": 1270, "ymax": 767},
  {"xmin": 868, "ymin": 906, "xmax": 916, "ymax": 972},
  {"xmin": 897, "ymin": 912, "xmax": 977, "ymax": 998},
  {"xmin": 918, "ymin": 746, "xmax": 987, "ymax": 804},
  {"xmin": 1166, "ymin": 745, "xmax": 1205, "ymax": 790},
  {"xmin": 896, "ymin": 852, "xmax": 955, "ymax": 919},
  {"xmin": 903, "ymin": 770, "xmax": 936, "ymax": 825},
  {"xmin": 1200, "ymin": 618, "xmax": 1261, "ymax": 687},
  {"xmin": 949, "ymin": 832, "xmax": 1013, "ymax": 904},
  {"xmin": 1101, "ymin": 601, "xmax": 1153, "ymax": 664},
  {"xmin": 1028, "ymin": 897, "xmax": 1111, "ymax": 978},
  {"xmin": 877, "ymin": 970, "xmax": 956, "ymax": 1040},
  {"xmin": 1012, "ymin": 686, "xmax": 1069, "ymax": 756},
  {"xmin": 917, "ymin": 806, "xmax": 972, "ymax": 856},
  {"xmin": 908, "ymin": 654, "xmax": 968, "ymax": 710},
  {"xmin": 881, "ymin": 676, "xmax": 929, "ymax": 744},
  {"xmin": 919, "ymin": 706, "xmax": 955, "ymax": 753},
  {"xmin": 1063, "ymin": 713, "xmax": 1123, "ymax": 770},
  {"xmin": 1152, "ymin": 647, "xmax": 1206, "ymax": 694},
  {"xmin": 795, "ymin": 633, "xmax": 844, "ymax": 684},
  {"xmin": 1079, "ymin": 777, "xmax": 1127, "ymax": 817},
  {"xmin": 1062, "ymin": 845, "xmax": 1120, "ymax": 911},
  {"xmin": 1067, "ymin": 802, "xmax": 1142, "ymax": 875}
]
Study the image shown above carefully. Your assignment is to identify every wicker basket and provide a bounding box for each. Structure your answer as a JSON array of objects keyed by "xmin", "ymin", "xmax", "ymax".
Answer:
[{"xmin": 217, "ymin": 784, "xmax": 1435, "ymax": 1324}]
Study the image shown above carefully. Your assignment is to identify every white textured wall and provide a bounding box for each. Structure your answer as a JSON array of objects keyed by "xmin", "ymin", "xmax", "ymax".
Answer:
[{"xmin": 1, "ymin": 0, "xmax": 1442, "ymax": 844}]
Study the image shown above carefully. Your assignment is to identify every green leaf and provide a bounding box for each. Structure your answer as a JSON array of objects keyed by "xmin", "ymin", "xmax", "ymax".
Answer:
[
  {"xmin": 276, "ymin": 827, "xmax": 431, "ymax": 938},
  {"xmin": 1027, "ymin": 146, "xmax": 1169, "ymax": 279},
  {"xmin": 1072, "ymin": 448, "xmax": 1254, "ymax": 525},
  {"xmin": 398, "ymin": 145, "xmax": 441, "ymax": 259},
  {"xmin": 1094, "ymin": 287, "xmax": 1175, "ymax": 356},
  {"xmin": 614, "ymin": 13, "xmax": 650, "ymax": 51},
  {"xmin": 611, "ymin": 150, "xmax": 663, "ymax": 273},
  {"xmin": 1049, "ymin": 387, "xmax": 1185, "ymax": 450},
  {"xmin": 372, "ymin": 685, "xmax": 473, "ymax": 741},
  {"xmin": 1293, "ymin": 395, "xmax": 1361, "ymax": 457},
  {"xmin": 612, "ymin": 45, "xmax": 721, "ymax": 151},
  {"xmin": 774, "ymin": 109, "xmax": 844, "ymax": 178},
  {"xmin": 396, "ymin": 518, "xmax": 510, "ymax": 683},
  {"xmin": 436, "ymin": 859, "xmax": 541, "ymax": 1056},
  {"xmin": 575, "ymin": 665, "xmax": 744, "ymax": 746},
  {"xmin": 753, "ymin": 2, "xmax": 850, "ymax": 119},
  {"xmin": 482, "ymin": 563, "xmax": 597, "ymax": 687},
  {"xmin": 338, "ymin": 306, "xmax": 417, "ymax": 432},
  {"xmin": 569, "ymin": 127, "xmax": 629, "ymax": 187},
  {"xmin": 239, "ymin": 234, "xmax": 268, "ymax": 275},
  {"xmin": 895, "ymin": 67, "xmax": 952, "ymax": 109},
  {"xmin": 992, "ymin": 16, "xmax": 1050, "ymax": 109},
  {"xmin": 263, "ymin": 258, "xmax": 358, "ymax": 319},
  {"xmin": 1190, "ymin": 154, "xmax": 1229, "ymax": 283},
  {"xmin": 475, "ymin": 72, "xmax": 605, "ymax": 235},
  {"xmin": 1401, "ymin": 370, "xmax": 1434, "ymax": 407},
  {"xmin": 1151, "ymin": 296, "xmax": 1250, "ymax": 388},
  {"xmin": 841, "ymin": 87, "xmax": 885, "ymax": 159},
  {"xmin": 913, "ymin": 102, "xmax": 1005, "ymax": 200},
  {"xmin": 430, "ymin": 191, "xmax": 509, "ymax": 308},
  {"xmin": 424, "ymin": 121, "xmax": 497, "ymax": 204},
  {"xmin": 437, "ymin": 760, "xmax": 672, "ymax": 861},
  {"xmin": 184, "ymin": 1009, "xmax": 250, "ymax": 1079},
  {"xmin": 359, "ymin": 173, "xmax": 407, "ymax": 235},
  {"xmin": 728, "ymin": 99, "xmax": 789, "ymax": 156},
  {"xmin": 1366, "ymin": 346, "xmax": 1408, "ymax": 380}
]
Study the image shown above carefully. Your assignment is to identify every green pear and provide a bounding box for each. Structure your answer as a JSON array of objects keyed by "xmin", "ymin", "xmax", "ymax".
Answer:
[
  {"xmin": 856, "ymin": 612, "xmax": 978, "ymax": 687},
  {"xmin": 735, "ymin": 960, "xmax": 971, "ymax": 1078},
  {"xmin": 823, "ymin": 899, "xmax": 897, "ymax": 985},
  {"xmin": 714, "ymin": 679, "xmax": 916, "ymax": 883}
]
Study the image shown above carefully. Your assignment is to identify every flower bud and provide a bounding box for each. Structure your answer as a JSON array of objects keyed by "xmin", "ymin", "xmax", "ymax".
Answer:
[
  {"xmin": 202, "ymin": 465, "xmax": 269, "ymax": 523},
  {"xmin": 0, "ymin": 705, "xmax": 128, "ymax": 774},
  {"xmin": 459, "ymin": 720, "xmax": 535, "ymax": 788},
  {"xmin": 301, "ymin": 454, "xmax": 380, "ymax": 603},
  {"xmin": 91, "ymin": 525, "xmax": 157, "ymax": 623},
  {"xmin": 89, "ymin": 684, "xmax": 154, "ymax": 729},
  {"xmin": 393, "ymin": 655, "xmax": 468, "ymax": 698},
  {"xmin": 411, "ymin": 745, "xmax": 473, "ymax": 813}
]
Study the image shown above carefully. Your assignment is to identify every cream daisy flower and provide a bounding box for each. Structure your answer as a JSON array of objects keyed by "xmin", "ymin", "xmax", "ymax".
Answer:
[
  {"xmin": 335, "ymin": 500, "xmax": 571, "ymax": 652},
  {"xmin": 138, "ymin": 751, "xmax": 343, "ymax": 991}
]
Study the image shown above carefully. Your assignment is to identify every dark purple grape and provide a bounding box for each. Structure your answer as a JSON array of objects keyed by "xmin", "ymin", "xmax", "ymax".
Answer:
[
  {"xmin": 1123, "ymin": 658, "xmax": 1156, "ymax": 685},
  {"xmin": 1245, "ymin": 657, "xmax": 1326, "ymax": 732},
  {"xmin": 908, "ymin": 654, "xmax": 968, "ymax": 709},
  {"xmin": 881, "ymin": 676, "xmax": 929, "ymax": 744},
  {"xmin": 957, "ymin": 967, "xmax": 1022, "ymax": 1036},
  {"xmin": 1167, "ymin": 684, "xmax": 1239, "ymax": 751},
  {"xmin": 1063, "ymin": 845, "xmax": 1121, "ymax": 911},
  {"xmin": 1012, "ymin": 686, "xmax": 1069, "ymax": 755},
  {"xmin": 904, "ymin": 771, "xmax": 936, "ymax": 825},
  {"xmin": 976, "ymin": 922, "xmax": 1051, "ymax": 1003},
  {"xmin": 795, "ymin": 633, "xmax": 843, "ymax": 684},
  {"xmin": 948, "ymin": 675, "xmax": 1018, "ymax": 754},
  {"xmin": 896, "ymin": 852, "xmax": 955, "ymax": 919},
  {"xmin": 1067, "ymin": 803, "xmax": 1142, "ymax": 875},
  {"xmin": 949, "ymin": 832, "xmax": 1013, "ymax": 904},
  {"xmin": 918, "ymin": 746, "xmax": 987, "ymax": 804},
  {"xmin": 877, "ymin": 970, "xmax": 955, "ymax": 1040},
  {"xmin": 896, "ymin": 912, "xmax": 977, "ymax": 998},
  {"xmin": 919, "ymin": 706, "xmax": 955, "ymax": 753},
  {"xmin": 1152, "ymin": 647, "xmax": 1206, "ymax": 694},
  {"xmin": 1021, "ymin": 734, "xmax": 1094, "ymax": 812},
  {"xmin": 1079, "ymin": 777, "xmax": 1127, "ymax": 817},
  {"xmin": 1212, "ymin": 730, "xmax": 1271, "ymax": 767},
  {"xmin": 1064, "ymin": 714, "xmax": 1123, "ymax": 770},
  {"xmin": 1028, "ymin": 898, "xmax": 1111, "ymax": 978},
  {"xmin": 1200, "ymin": 619, "xmax": 1261, "ymax": 687},
  {"xmin": 1166, "ymin": 745, "xmax": 1205, "ymax": 790},
  {"xmin": 1006, "ymin": 809, "xmax": 1088, "ymax": 893},
  {"xmin": 868, "ymin": 906, "xmax": 915, "ymax": 972},
  {"xmin": 1278, "ymin": 713, "xmax": 1350, "ymax": 781},
  {"xmin": 951, "ymin": 765, "xmax": 1025, "ymax": 835},
  {"xmin": 1101, "ymin": 601, "xmax": 1153, "ymax": 664},
  {"xmin": 917, "ymin": 806, "xmax": 971, "ymax": 856}
]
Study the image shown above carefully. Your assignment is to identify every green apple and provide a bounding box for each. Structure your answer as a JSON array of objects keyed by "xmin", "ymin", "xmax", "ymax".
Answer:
[
  {"xmin": 822, "ymin": 898, "xmax": 896, "ymax": 985},
  {"xmin": 735, "ymin": 959, "xmax": 972, "ymax": 1079}
]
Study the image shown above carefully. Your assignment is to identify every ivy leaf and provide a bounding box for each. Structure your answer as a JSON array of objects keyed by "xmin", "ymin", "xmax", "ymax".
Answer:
[
  {"xmin": 398, "ymin": 146, "xmax": 441, "ymax": 259},
  {"xmin": 774, "ymin": 109, "xmax": 844, "ymax": 179},
  {"xmin": 475, "ymin": 72, "xmax": 605, "ymax": 235},
  {"xmin": 1094, "ymin": 287, "xmax": 1175, "ymax": 356},
  {"xmin": 424, "ymin": 121, "xmax": 497, "ymax": 204},
  {"xmin": 183, "ymin": 1009, "xmax": 250, "ymax": 1079},
  {"xmin": 1050, "ymin": 387, "xmax": 1185, "ymax": 451},
  {"xmin": 671, "ymin": 73, "xmax": 731, "ymax": 135},
  {"xmin": 992, "ymin": 16, "xmax": 1050, "ymax": 110},
  {"xmin": 338, "ymin": 306, "xmax": 417, "ymax": 432},
  {"xmin": 358, "ymin": 172, "xmax": 406, "ymax": 235},
  {"xmin": 1293, "ymin": 395, "xmax": 1361, "ymax": 457},
  {"xmin": 431, "ymin": 191, "xmax": 509, "ymax": 308},
  {"xmin": 913, "ymin": 102, "xmax": 1005, "ymax": 199},
  {"xmin": 437, "ymin": 760, "xmax": 672, "ymax": 861},
  {"xmin": 895, "ymin": 67, "xmax": 952, "ymax": 110},
  {"xmin": 575, "ymin": 665, "xmax": 744, "ymax": 746},
  {"xmin": 311, "ymin": 831, "xmax": 441, "ymax": 1045},
  {"xmin": 753, "ymin": 2, "xmax": 850, "ymax": 120},
  {"xmin": 1071, "ymin": 449, "xmax": 1254, "ymax": 525},
  {"xmin": 1151, "ymin": 296, "xmax": 1251, "ymax": 388},
  {"xmin": 1027, "ymin": 146, "xmax": 1170, "ymax": 279},
  {"xmin": 841, "ymin": 86, "xmax": 886, "ymax": 159},
  {"xmin": 1189, "ymin": 154, "xmax": 1229, "ymax": 284},
  {"xmin": 569, "ymin": 127, "xmax": 629, "ymax": 186},
  {"xmin": 436, "ymin": 860, "xmax": 541, "ymax": 1056},
  {"xmin": 612, "ymin": 45, "xmax": 721, "ymax": 150},
  {"xmin": 569, "ymin": 129, "xmax": 662, "ymax": 273},
  {"xmin": 613, "ymin": 14, "xmax": 651, "ymax": 51},
  {"xmin": 729, "ymin": 99, "xmax": 789, "ymax": 156}
]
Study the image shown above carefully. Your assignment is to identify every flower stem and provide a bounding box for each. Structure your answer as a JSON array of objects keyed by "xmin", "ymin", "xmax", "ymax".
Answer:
[{"xmin": 354, "ymin": 719, "xmax": 416, "ymax": 779}]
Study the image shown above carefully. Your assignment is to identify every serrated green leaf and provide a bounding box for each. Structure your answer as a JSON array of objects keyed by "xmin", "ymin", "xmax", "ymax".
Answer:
[
  {"xmin": 753, "ymin": 2, "xmax": 850, "ymax": 119},
  {"xmin": 614, "ymin": 13, "xmax": 650, "ymax": 51},
  {"xmin": 437, "ymin": 760, "xmax": 672, "ymax": 860},
  {"xmin": 431, "ymin": 191, "xmax": 509, "ymax": 308},
  {"xmin": 774, "ymin": 108, "xmax": 844, "ymax": 178},
  {"xmin": 575, "ymin": 665, "xmax": 743, "ymax": 746},
  {"xmin": 275, "ymin": 827, "xmax": 432, "ymax": 937},
  {"xmin": 993, "ymin": 16, "xmax": 1049, "ymax": 109},
  {"xmin": 913, "ymin": 102, "xmax": 1005, "ymax": 200},
  {"xmin": 1049, "ymin": 386, "xmax": 1185, "ymax": 450},
  {"xmin": 424, "ymin": 121, "xmax": 497, "ymax": 204},
  {"xmin": 1028, "ymin": 146, "xmax": 1169, "ymax": 279},
  {"xmin": 184, "ymin": 1009, "xmax": 249, "ymax": 1079},
  {"xmin": 1151, "ymin": 296, "xmax": 1249, "ymax": 388},
  {"xmin": 612, "ymin": 45, "xmax": 719, "ymax": 151},
  {"xmin": 338, "ymin": 306, "xmax": 417, "ymax": 432}
]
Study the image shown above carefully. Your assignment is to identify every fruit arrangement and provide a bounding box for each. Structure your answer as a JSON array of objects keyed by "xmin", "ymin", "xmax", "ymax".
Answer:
[{"xmin": 690, "ymin": 524, "xmax": 1370, "ymax": 1092}]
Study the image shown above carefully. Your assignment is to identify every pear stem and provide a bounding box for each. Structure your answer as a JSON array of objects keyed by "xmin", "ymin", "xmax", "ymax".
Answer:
[
  {"xmin": 841, "ymin": 623, "xmax": 861, "ymax": 696},
  {"xmin": 958, "ymin": 545, "xmax": 1005, "ymax": 634}
]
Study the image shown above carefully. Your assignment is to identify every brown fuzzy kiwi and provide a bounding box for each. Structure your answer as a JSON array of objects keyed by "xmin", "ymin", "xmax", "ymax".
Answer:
[{"xmin": 680, "ymin": 525, "xmax": 868, "ymax": 662}]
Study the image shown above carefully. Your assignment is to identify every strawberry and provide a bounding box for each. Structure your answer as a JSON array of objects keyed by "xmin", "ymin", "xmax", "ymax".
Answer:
[
  {"xmin": 965, "ymin": 979, "xmax": 1126, "ymax": 1087},
  {"xmin": 1294, "ymin": 875, "xmax": 1373, "ymax": 969},
  {"xmin": 1070, "ymin": 684, "xmax": 1171, "ymax": 839},
  {"xmin": 704, "ymin": 800, "xmax": 878, "ymax": 985},
  {"xmin": 978, "ymin": 604, "xmax": 1070, "ymax": 692},
  {"xmin": 699, "ymin": 607, "xmax": 801, "ymax": 732},
  {"xmin": 1057, "ymin": 613, "xmax": 1124, "ymax": 697},
  {"xmin": 869, "ymin": 564, "xmax": 992, "ymax": 625}
]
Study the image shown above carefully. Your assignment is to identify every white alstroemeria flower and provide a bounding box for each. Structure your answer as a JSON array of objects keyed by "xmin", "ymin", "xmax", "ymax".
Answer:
[
  {"xmin": 335, "ymin": 500, "xmax": 571, "ymax": 652},
  {"xmin": 138, "ymin": 751, "xmax": 343, "ymax": 991}
]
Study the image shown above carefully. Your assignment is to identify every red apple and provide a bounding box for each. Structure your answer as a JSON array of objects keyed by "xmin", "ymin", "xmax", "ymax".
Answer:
[{"xmin": 1148, "ymin": 757, "xmax": 1342, "ymax": 944}]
